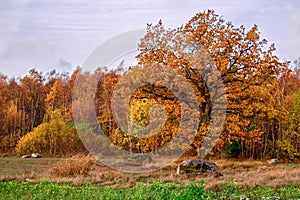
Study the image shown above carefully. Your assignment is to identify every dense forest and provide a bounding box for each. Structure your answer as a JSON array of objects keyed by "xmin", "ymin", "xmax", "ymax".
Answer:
[{"xmin": 1, "ymin": 10, "xmax": 300, "ymax": 160}]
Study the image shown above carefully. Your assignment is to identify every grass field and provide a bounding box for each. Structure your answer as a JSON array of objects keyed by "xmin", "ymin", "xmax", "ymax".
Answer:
[
  {"xmin": 0, "ymin": 156, "xmax": 300, "ymax": 199},
  {"xmin": 0, "ymin": 181, "xmax": 299, "ymax": 199}
]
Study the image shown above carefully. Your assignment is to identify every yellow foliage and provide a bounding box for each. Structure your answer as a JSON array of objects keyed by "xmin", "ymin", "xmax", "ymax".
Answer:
[{"xmin": 15, "ymin": 109, "xmax": 87, "ymax": 156}]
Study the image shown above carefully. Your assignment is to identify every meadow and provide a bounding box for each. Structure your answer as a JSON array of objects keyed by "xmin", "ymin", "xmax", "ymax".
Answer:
[{"xmin": 1, "ymin": 180, "xmax": 300, "ymax": 199}]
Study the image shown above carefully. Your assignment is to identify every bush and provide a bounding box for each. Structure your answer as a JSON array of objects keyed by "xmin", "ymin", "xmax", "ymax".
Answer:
[{"xmin": 15, "ymin": 110, "xmax": 87, "ymax": 156}]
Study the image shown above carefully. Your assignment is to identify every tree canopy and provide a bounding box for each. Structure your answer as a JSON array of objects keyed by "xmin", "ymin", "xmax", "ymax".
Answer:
[{"xmin": 0, "ymin": 10, "xmax": 298, "ymax": 160}]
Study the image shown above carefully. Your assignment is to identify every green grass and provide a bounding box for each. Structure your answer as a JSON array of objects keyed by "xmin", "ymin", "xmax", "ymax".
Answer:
[
  {"xmin": 0, "ymin": 181, "xmax": 209, "ymax": 200},
  {"xmin": 212, "ymin": 184, "xmax": 300, "ymax": 199},
  {"xmin": 0, "ymin": 181, "xmax": 299, "ymax": 200}
]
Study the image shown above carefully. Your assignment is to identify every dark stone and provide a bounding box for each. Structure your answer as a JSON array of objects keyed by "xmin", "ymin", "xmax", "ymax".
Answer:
[{"xmin": 177, "ymin": 159, "xmax": 222, "ymax": 176}]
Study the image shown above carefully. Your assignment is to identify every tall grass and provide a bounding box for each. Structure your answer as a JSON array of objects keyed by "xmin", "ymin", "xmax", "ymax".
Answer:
[{"xmin": 50, "ymin": 155, "xmax": 95, "ymax": 177}]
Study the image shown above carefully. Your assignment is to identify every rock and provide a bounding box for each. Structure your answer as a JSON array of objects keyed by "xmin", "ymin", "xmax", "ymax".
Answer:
[
  {"xmin": 2, "ymin": 154, "xmax": 8, "ymax": 158},
  {"xmin": 177, "ymin": 159, "xmax": 223, "ymax": 176},
  {"xmin": 31, "ymin": 153, "xmax": 42, "ymax": 158},
  {"xmin": 22, "ymin": 155, "xmax": 31, "ymax": 159},
  {"xmin": 267, "ymin": 158, "xmax": 279, "ymax": 164}
]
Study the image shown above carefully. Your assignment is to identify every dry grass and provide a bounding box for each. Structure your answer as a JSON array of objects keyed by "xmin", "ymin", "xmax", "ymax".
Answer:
[
  {"xmin": 1, "ymin": 156, "xmax": 299, "ymax": 190},
  {"xmin": 50, "ymin": 154, "xmax": 95, "ymax": 178},
  {"xmin": 203, "ymin": 159, "xmax": 300, "ymax": 189},
  {"xmin": 0, "ymin": 157, "xmax": 61, "ymax": 181},
  {"xmin": 214, "ymin": 159, "xmax": 263, "ymax": 170}
]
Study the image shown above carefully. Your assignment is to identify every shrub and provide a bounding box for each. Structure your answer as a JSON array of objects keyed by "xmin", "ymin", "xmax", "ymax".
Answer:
[{"xmin": 15, "ymin": 110, "xmax": 87, "ymax": 156}]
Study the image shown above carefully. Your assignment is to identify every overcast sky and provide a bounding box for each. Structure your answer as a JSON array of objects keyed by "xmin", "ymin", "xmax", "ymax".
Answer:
[{"xmin": 0, "ymin": 0, "xmax": 300, "ymax": 77}]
